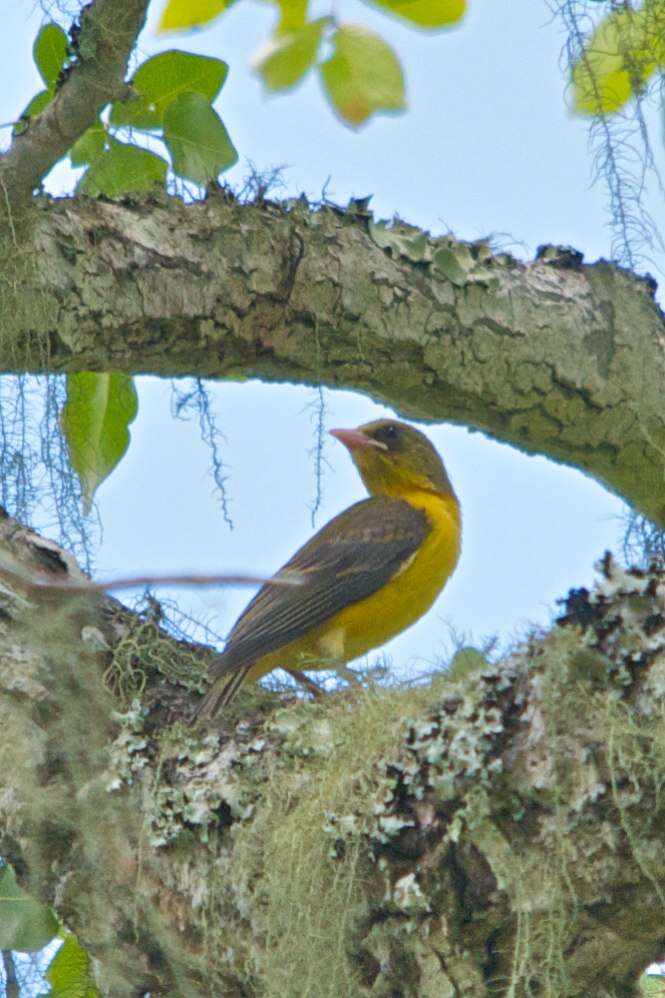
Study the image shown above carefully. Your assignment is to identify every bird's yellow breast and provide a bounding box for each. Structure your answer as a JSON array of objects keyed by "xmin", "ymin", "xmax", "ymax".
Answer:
[
  {"xmin": 322, "ymin": 489, "xmax": 461, "ymax": 661},
  {"xmin": 246, "ymin": 489, "xmax": 461, "ymax": 681}
]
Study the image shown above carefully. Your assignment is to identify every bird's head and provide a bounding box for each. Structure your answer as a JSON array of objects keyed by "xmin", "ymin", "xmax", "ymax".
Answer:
[{"xmin": 330, "ymin": 419, "xmax": 454, "ymax": 499}]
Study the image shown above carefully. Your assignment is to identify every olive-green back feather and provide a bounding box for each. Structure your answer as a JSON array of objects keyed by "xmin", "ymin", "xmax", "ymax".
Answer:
[{"xmin": 195, "ymin": 496, "xmax": 429, "ymax": 718}]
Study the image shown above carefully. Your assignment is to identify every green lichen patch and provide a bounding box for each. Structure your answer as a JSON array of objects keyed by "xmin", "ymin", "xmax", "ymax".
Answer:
[
  {"xmin": 367, "ymin": 217, "xmax": 504, "ymax": 290},
  {"xmin": 228, "ymin": 689, "xmax": 430, "ymax": 994}
]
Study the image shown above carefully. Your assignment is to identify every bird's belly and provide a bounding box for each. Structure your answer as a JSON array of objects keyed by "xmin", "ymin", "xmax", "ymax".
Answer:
[{"xmin": 316, "ymin": 493, "xmax": 461, "ymax": 665}]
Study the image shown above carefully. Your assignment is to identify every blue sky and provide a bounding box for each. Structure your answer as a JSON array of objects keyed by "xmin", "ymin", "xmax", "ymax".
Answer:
[{"xmin": 3, "ymin": 0, "xmax": 659, "ymax": 679}]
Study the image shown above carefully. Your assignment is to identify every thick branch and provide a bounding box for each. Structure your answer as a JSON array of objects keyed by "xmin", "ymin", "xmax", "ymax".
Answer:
[
  {"xmin": 0, "ymin": 0, "xmax": 149, "ymax": 198},
  {"xmin": 5, "ymin": 194, "xmax": 665, "ymax": 522},
  {"xmin": 1, "ymin": 514, "xmax": 665, "ymax": 995}
]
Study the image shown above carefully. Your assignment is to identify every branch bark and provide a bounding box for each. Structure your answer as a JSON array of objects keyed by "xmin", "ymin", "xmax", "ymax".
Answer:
[
  {"xmin": 1, "ymin": 513, "xmax": 665, "ymax": 995},
  {"xmin": 3, "ymin": 194, "xmax": 665, "ymax": 523}
]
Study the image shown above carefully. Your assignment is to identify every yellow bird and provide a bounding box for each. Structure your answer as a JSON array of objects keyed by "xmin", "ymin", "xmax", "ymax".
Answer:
[{"xmin": 194, "ymin": 419, "xmax": 461, "ymax": 722}]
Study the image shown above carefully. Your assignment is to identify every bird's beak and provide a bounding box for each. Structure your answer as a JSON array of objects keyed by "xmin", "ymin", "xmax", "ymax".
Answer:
[{"xmin": 330, "ymin": 428, "xmax": 387, "ymax": 451}]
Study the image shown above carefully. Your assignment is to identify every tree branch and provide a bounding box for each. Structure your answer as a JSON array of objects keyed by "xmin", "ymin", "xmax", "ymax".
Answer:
[
  {"xmin": 0, "ymin": 0, "xmax": 149, "ymax": 199},
  {"xmin": 1, "ymin": 510, "xmax": 665, "ymax": 994},
  {"xmin": 6, "ymin": 194, "xmax": 665, "ymax": 523}
]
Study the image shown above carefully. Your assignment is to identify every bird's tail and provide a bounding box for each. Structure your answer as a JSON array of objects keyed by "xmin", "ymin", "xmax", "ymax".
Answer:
[{"xmin": 193, "ymin": 662, "xmax": 252, "ymax": 724}]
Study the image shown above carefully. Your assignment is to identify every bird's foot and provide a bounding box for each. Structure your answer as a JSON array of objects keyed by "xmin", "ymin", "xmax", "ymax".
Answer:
[{"xmin": 286, "ymin": 668, "xmax": 325, "ymax": 699}]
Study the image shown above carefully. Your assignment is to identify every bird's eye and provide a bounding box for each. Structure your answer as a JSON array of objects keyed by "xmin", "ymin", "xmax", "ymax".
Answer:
[{"xmin": 376, "ymin": 424, "xmax": 399, "ymax": 446}]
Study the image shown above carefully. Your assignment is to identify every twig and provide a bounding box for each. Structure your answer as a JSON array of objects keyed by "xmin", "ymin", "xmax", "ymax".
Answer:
[
  {"xmin": 1, "ymin": 949, "xmax": 19, "ymax": 998},
  {"xmin": 0, "ymin": 558, "xmax": 303, "ymax": 596}
]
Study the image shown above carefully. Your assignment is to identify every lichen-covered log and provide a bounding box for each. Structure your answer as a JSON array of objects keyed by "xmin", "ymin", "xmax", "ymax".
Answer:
[
  {"xmin": 2, "ymin": 515, "xmax": 665, "ymax": 995},
  {"xmin": 0, "ymin": 194, "xmax": 664, "ymax": 523}
]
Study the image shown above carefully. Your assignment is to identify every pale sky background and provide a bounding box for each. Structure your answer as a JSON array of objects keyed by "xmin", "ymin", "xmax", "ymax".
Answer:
[{"xmin": 3, "ymin": 0, "xmax": 663, "ymax": 680}]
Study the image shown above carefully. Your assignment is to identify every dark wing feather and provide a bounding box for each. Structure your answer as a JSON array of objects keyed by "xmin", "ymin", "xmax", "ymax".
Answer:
[{"xmin": 207, "ymin": 496, "xmax": 429, "ymax": 681}]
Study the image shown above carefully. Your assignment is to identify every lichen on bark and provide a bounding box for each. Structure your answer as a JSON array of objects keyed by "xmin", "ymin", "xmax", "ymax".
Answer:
[{"xmin": 1, "ymin": 506, "xmax": 665, "ymax": 994}]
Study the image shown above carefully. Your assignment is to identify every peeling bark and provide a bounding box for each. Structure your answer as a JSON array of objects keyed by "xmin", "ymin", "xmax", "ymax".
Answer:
[
  {"xmin": 2, "ymin": 515, "xmax": 665, "ymax": 996},
  {"xmin": 2, "ymin": 194, "xmax": 664, "ymax": 522}
]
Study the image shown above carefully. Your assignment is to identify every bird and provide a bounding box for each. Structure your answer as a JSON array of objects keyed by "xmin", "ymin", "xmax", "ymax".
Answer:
[{"xmin": 193, "ymin": 419, "xmax": 461, "ymax": 722}]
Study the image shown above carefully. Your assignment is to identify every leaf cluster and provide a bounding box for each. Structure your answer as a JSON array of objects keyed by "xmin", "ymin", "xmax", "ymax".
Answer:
[
  {"xmin": 0, "ymin": 861, "xmax": 98, "ymax": 997},
  {"xmin": 161, "ymin": 0, "xmax": 466, "ymax": 127},
  {"xmin": 571, "ymin": 0, "xmax": 665, "ymax": 115},
  {"xmin": 19, "ymin": 27, "xmax": 238, "ymax": 194}
]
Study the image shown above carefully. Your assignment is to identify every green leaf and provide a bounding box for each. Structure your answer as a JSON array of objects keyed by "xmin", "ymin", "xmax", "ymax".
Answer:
[
  {"xmin": 13, "ymin": 89, "xmax": 53, "ymax": 136},
  {"xmin": 80, "ymin": 143, "xmax": 167, "ymax": 197},
  {"xmin": 158, "ymin": 0, "xmax": 233, "ymax": 32},
  {"xmin": 571, "ymin": 6, "xmax": 663, "ymax": 115},
  {"xmin": 21, "ymin": 89, "xmax": 54, "ymax": 118},
  {"xmin": 254, "ymin": 17, "xmax": 329, "ymax": 91},
  {"xmin": 46, "ymin": 934, "xmax": 98, "ymax": 998},
  {"xmin": 33, "ymin": 23, "xmax": 68, "ymax": 87},
  {"xmin": 70, "ymin": 122, "xmax": 106, "ymax": 167},
  {"xmin": 275, "ymin": 0, "xmax": 309, "ymax": 34},
  {"xmin": 640, "ymin": 973, "xmax": 665, "ymax": 997},
  {"xmin": 0, "ymin": 864, "xmax": 58, "ymax": 953},
  {"xmin": 110, "ymin": 50, "xmax": 229, "ymax": 130},
  {"xmin": 61, "ymin": 373, "xmax": 138, "ymax": 513},
  {"xmin": 319, "ymin": 25, "xmax": 405, "ymax": 126},
  {"xmin": 255, "ymin": 19, "xmax": 326, "ymax": 92},
  {"xmin": 164, "ymin": 92, "xmax": 238, "ymax": 184},
  {"xmin": 365, "ymin": 0, "xmax": 465, "ymax": 28}
]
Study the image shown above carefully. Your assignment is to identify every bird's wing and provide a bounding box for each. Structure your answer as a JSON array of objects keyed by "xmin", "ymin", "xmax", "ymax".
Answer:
[{"xmin": 209, "ymin": 496, "xmax": 430, "ymax": 679}]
